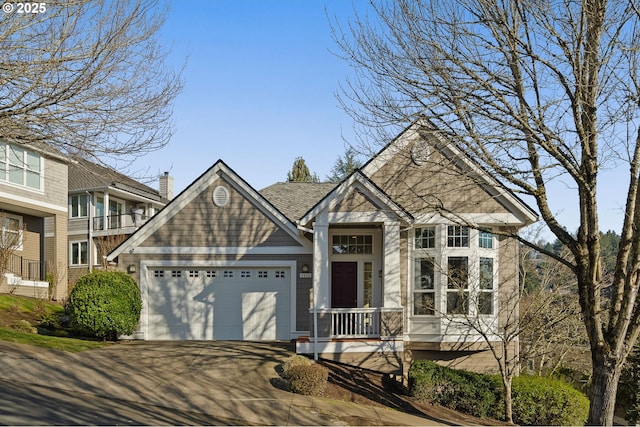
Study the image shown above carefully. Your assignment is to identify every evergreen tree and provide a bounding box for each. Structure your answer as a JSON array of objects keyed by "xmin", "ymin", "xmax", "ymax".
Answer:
[
  {"xmin": 326, "ymin": 147, "xmax": 363, "ymax": 183},
  {"xmin": 286, "ymin": 157, "xmax": 319, "ymax": 183}
]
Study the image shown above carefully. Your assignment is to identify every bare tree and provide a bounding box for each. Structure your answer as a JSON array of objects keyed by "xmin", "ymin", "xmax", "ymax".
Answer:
[
  {"xmin": 333, "ymin": 1, "xmax": 640, "ymax": 423},
  {"xmin": 0, "ymin": 0, "xmax": 182, "ymax": 160},
  {"xmin": 519, "ymin": 245, "xmax": 587, "ymax": 377},
  {"xmin": 95, "ymin": 234, "xmax": 129, "ymax": 269}
]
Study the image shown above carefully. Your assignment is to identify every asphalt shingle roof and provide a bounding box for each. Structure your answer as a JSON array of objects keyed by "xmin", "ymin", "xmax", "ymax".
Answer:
[
  {"xmin": 259, "ymin": 182, "xmax": 336, "ymax": 222},
  {"xmin": 68, "ymin": 157, "xmax": 167, "ymax": 202}
]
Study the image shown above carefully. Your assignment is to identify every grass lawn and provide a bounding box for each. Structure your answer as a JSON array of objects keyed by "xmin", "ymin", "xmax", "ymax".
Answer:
[
  {"xmin": 0, "ymin": 294, "xmax": 108, "ymax": 352},
  {"xmin": 0, "ymin": 328, "xmax": 107, "ymax": 352}
]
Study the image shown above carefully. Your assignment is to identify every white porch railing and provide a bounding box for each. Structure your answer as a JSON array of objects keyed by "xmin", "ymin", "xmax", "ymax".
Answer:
[{"xmin": 330, "ymin": 308, "xmax": 380, "ymax": 338}]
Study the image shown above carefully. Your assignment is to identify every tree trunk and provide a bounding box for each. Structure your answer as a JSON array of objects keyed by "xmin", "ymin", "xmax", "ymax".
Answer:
[
  {"xmin": 503, "ymin": 378, "xmax": 513, "ymax": 424},
  {"xmin": 588, "ymin": 352, "xmax": 622, "ymax": 425}
]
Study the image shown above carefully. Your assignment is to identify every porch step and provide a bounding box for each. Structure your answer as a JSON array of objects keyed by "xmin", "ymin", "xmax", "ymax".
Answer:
[{"xmin": 3, "ymin": 273, "xmax": 48, "ymax": 288}]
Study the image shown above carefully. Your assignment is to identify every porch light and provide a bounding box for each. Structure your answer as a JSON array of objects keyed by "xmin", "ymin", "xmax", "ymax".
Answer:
[
  {"xmin": 299, "ymin": 264, "xmax": 312, "ymax": 279},
  {"xmin": 127, "ymin": 264, "xmax": 137, "ymax": 274}
]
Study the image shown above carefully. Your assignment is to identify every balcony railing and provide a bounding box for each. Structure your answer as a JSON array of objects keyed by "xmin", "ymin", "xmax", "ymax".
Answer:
[
  {"xmin": 330, "ymin": 308, "xmax": 381, "ymax": 338},
  {"xmin": 4, "ymin": 253, "xmax": 48, "ymax": 281},
  {"xmin": 93, "ymin": 213, "xmax": 149, "ymax": 232}
]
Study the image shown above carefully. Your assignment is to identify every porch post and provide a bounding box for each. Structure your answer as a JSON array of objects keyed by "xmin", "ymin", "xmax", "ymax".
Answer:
[
  {"xmin": 312, "ymin": 218, "xmax": 329, "ymax": 309},
  {"xmin": 383, "ymin": 221, "xmax": 401, "ymax": 308},
  {"xmin": 312, "ymin": 217, "xmax": 329, "ymax": 361}
]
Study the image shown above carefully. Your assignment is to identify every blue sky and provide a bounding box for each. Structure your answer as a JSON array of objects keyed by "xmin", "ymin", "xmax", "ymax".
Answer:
[
  {"xmin": 129, "ymin": 0, "xmax": 626, "ymax": 238},
  {"xmin": 131, "ymin": 1, "xmax": 364, "ymax": 193}
]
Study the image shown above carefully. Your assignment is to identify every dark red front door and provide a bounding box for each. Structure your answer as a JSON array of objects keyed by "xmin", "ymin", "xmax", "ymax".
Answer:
[{"xmin": 331, "ymin": 262, "xmax": 357, "ymax": 308}]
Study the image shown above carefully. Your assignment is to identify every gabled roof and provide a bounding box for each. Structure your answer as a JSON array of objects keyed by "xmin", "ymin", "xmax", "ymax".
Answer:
[
  {"xmin": 259, "ymin": 182, "xmax": 336, "ymax": 222},
  {"xmin": 69, "ymin": 157, "xmax": 167, "ymax": 203},
  {"xmin": 361, "ymin": 121, "xmax": 539, "ymax": 225},
  {"xmin": 299, "ymin": 170, "xmax": 414, "ymax": 226},
  {"xmin": 108, "ymin": 160, "xmax": 312, "ymax": 260}
]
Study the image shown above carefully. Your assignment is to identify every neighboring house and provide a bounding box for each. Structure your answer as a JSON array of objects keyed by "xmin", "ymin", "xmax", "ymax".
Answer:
[
  {"xmin": 109, "ymin": 122, "xmax": 537, "ymax": 374},
  {"xmin": 67, "ymin": 158, "xmax": 171, "ymax": 285},
  {"xmin": 0, "ymin": 139, "xmax": 69, "ymax": 300}
]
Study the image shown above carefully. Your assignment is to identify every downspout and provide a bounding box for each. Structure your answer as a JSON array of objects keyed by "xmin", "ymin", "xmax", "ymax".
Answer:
[
  {"xmin": 86, "ymin": 191, "xmax": 93, "ymax": 272},
  {"xmin": 297, "ymin": 222, "xmax": 318, "ymax": 361}
]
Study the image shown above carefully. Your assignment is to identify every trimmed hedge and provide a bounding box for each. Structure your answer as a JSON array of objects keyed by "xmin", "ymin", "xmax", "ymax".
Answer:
[
  {"xmin": 286, "ymin": 364, "xmax": 328, "ymax": 395},
  {"xmin": 408, "ymin": 360, "xmax": 502, "ymax": 418},
  {"xmin": 408, "ymin": 360, "xmax": 589, "ymax": 424},
  {"xmin": 512, "ymin": 375, "xmax": 589, "ymax": 426},
  {"xmin": 66, "ymin": 270, "xmax": 142, "ymax": 340},
  {"xmin": 282, "ymin": 354, "xmax": 312, "ymax": 378}
]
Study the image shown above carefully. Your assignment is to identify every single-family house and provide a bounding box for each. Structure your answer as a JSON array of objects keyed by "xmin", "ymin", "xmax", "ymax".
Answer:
[
  {"xmin": 109, "ymin": 122, "xmax": 537, "ymax": 373},
  {"xmin": 67, "ymin": 158, "xmax": 170, "ymax": 285},
  {"xmin": 0, "ymin": 139, "xmax": 69, "ymax": 300}
]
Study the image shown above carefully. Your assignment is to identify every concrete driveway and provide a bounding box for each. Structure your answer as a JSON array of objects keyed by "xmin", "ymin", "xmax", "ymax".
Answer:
[{"xmin": 0, "ymin": 340, "xmax": 440, "ymax": 426}]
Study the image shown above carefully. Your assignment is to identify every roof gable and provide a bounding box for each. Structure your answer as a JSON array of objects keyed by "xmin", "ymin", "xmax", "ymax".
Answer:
[
  {"xmin": 299, "ymin": 171, "xmax": 413, "ymax": 226},
  {"xmin": 361, "ymin": 121, "xmax": 538, "ymax": 226},
  {"xmin": 108, "ymin": 160, "xmax": 312, "ymax": 260}
]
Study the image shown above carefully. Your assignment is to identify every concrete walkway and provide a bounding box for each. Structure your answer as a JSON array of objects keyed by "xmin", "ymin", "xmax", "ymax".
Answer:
[{"xmin": 0, "ymin": 340, "xmax": 448, "ymax": 426}]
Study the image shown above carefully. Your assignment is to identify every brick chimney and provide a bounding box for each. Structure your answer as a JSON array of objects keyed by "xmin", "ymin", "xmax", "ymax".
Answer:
[{"xmin": 159, "ymin": 171, "xmax": 174, "ymax": 200}]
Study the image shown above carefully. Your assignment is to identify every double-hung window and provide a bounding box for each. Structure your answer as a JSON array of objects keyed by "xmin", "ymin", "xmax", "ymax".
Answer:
[
  {"xmin": 70, "ymin": 194, "xmax": 88, "ymax": 218},
  {"xmin": 70, "ymin": 241, "xmax": 88, "ymax": 265}
]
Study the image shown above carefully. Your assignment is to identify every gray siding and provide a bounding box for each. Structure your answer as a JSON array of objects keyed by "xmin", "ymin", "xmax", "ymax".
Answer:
[
  {"xmin": 140, "ymin": 178, "xmax": 301, "ymax": 248},
  {"xmin": 369, "ymin": 140, "xmax": 508, "ymax": 215},
  {"xmin": 0, "ymin": 155, "xmax": 68, "ymax": 211}
]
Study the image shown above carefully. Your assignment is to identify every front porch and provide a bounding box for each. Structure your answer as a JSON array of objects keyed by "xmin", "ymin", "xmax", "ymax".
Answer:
[{"xmin": 296, "ymin": 307, "xmax": 405, "ymax": 373}]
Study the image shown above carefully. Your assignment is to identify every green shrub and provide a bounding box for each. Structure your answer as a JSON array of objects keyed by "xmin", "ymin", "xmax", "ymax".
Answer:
[
  {"xmin": 286, "ymin": 364, "xmax": 328, "ymax": 396},
  {"xmin": 408, "ymin": 360, "xmax": 588, "ymax": 424},
  {"xmin": 408, "ymin": 360, "xmax": 502, "ymax": 418},
  {"xmin": 512, "ymin": 375, "xmax": 589, "ymax": 426},
  {"xmin": 66, "ymin": 270, "xmax": 141, "ymax": 340},
  {"xmin": 38, "ymin": 311, "xmax": 61, "ymax": 329}
]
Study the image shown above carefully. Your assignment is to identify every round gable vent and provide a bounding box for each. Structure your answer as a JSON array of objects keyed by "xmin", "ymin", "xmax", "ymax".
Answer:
[{"xmin": 212, "ymin": 186, "xmax": 229, "ymax": 207}]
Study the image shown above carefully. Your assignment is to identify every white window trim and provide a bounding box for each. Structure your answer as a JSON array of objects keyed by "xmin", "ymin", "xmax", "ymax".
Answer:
[
  {"xmin": 328, "ymin": 228, "xmax": 383, "ymax": 309},
  {"xmin": 70, "ymin": 194, "xmax": 89, "ymax": 218},
  {"xmin": 1, "ymin": 213, "xmax": 23, "ymax": 251},
  {"xmin": 0, "ymin": 142, "xmax": 44, "ymax": 193},
  {"xmin": 409, "ymin": 224, "xmax": 500, "ymax": 320},
  {"xmin": 69, "ymin": 240, "xmax": 89, "ymax": 266}
]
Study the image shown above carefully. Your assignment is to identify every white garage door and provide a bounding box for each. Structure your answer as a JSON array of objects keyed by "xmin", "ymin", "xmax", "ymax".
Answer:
[{"xmin": 146, "ymin": 267, "xmax": 291, "ymax": 340}]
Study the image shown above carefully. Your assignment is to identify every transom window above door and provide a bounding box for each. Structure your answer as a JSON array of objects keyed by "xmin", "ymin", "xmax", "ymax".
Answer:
[{"xmin": 332, "ymin": 234, "xmax": 373, "ymax": 255}]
